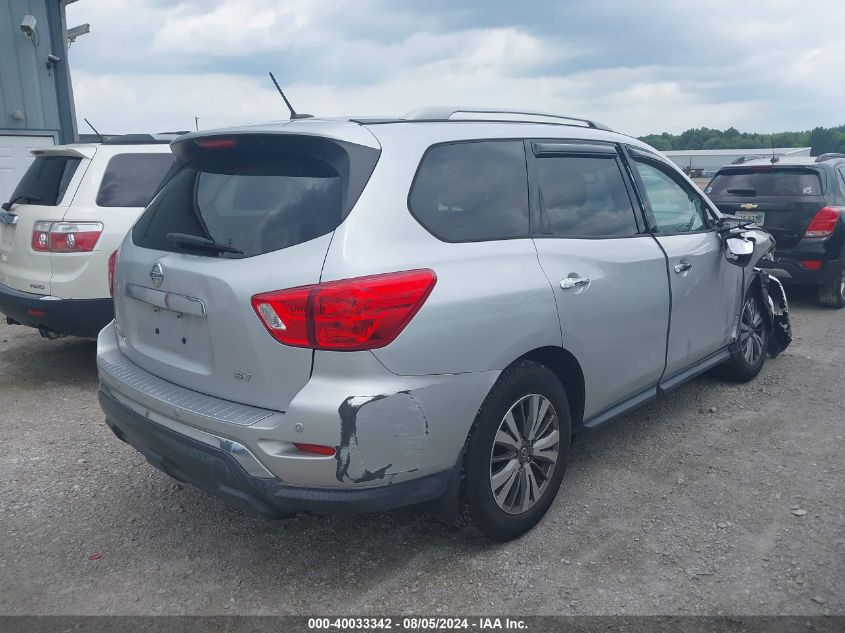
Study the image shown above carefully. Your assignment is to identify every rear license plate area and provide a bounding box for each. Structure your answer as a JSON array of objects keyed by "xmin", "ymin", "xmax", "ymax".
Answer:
[
  {"xmin": 133, "ymin": 305, "xmax": 213, "ymax": 368},
  {"xmin": 735, "ymin": 210, "xmax": 765, "ymax": 226}
]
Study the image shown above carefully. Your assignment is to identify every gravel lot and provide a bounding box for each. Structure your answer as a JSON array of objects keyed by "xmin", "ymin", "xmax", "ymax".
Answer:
[{"xmin": 1, "ymin": 289, "xmax": 843, "ymax": 616}]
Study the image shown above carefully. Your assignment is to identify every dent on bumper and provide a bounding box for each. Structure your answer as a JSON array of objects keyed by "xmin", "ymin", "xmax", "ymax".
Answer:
[
  {"xmin": 100, "ymin": 389, "xmax": 455, "ymax": 517},
  {"xmin": 97, "ymin": 322, "xmax": 500, "ymax": 490}
]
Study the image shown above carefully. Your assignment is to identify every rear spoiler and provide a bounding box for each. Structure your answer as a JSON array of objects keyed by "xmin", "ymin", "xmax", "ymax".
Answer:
[{"xmin": 31, "ymin": 146, "xmax": 96, "ymax": 160}]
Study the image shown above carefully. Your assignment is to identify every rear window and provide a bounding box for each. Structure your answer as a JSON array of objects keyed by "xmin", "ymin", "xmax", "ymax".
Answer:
[
  {"xmin": 409, "ymin": 140, "xmax": 529, "ymax": 241},
  {"xmin": 132, "ymin": 135, "xmax": 379, "ymax": 258},
  {"xmin": 11, "ymin": 156, "xmax": 81, "ymax": 206},
  {"xmin": 706, "ymin": 169, "xmax": 823, "ymax": 197},
  {"xmin": 96, "ymin": 153, "xmax": 175, "ymax": 207}
]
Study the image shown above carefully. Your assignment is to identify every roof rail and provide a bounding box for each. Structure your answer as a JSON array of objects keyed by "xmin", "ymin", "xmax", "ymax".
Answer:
[
  {"xmin": 815, "ymin": 152, "xmax": 845, "ymax": 162},
  {"xmin": 401, "ymin": 107, "xmax": 614, "ymax": 132}
]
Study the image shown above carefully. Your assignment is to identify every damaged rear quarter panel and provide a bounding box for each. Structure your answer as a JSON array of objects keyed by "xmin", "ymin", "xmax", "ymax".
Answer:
[{"xmin": 283, "ymin": 350, "xmax": 499, "ymax": 487}]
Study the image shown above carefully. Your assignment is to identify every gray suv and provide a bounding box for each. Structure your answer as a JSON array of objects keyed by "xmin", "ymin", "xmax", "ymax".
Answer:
[{"xmin": 97, "ymin": 108, "xmax": 791, "ymax": 540}]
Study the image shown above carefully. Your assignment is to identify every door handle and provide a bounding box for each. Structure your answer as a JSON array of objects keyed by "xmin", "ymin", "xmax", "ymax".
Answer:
[
  {"xmin": 674, "ymin": 260, "xmax": 692, "ymax": 274},
  {"xmin": 560, "ymin": 276, "xmax": 590, "ymax": 290}
]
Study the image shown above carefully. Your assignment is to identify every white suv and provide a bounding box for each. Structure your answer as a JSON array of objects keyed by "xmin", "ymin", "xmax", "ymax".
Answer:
[{"xmin": 0, "ymin": 134, "xmax": 177, "ymax": 338}]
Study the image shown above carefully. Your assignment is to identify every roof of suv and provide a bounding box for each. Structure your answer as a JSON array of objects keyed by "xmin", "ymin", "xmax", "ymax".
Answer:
[{"xmin": 171, "ymin": 107, "xmax": 655, "ymax": 154}]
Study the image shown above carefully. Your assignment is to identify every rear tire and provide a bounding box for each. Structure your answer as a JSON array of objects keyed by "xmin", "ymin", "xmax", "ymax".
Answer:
[
  {"xmin": 817, "ymin": 263, "xmax": 845, "ymax": 309},
  {"xmin": 457, "ymin": 360, "xmax": 570, "ymax": 541},
  {"xmin": 719, "ymin": 292, "xmax": 769, "ymax": 382}
]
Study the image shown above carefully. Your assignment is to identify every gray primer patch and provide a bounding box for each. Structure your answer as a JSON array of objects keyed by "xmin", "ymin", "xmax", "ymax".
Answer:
[{"xmin": 336, "ymin": 391, "xmax": 430, "ymax": 484}]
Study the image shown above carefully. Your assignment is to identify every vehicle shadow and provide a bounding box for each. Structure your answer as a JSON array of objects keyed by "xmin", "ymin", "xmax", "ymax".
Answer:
[{"xmin": 0, "ymin": 322, "xmax": 97, "ymax": 389}]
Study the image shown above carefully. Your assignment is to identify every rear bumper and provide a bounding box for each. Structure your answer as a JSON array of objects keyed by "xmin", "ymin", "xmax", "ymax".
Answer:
[
  {"xmin": 760, "ymin": 255, "xmax": 842, "ymax": 285},
  {"xmin": 99, "ymin": 389, "xmax": 453, "ymax": 517},
  {"xmin": 0, "ymin": 282, "xmax": 113, "ymax": 337}
]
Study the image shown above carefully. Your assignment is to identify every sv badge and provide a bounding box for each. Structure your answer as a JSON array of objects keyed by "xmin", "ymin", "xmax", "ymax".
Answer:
[{"xmin": 233, "ymin": 371, "xmax": 252, "ymax": 382}]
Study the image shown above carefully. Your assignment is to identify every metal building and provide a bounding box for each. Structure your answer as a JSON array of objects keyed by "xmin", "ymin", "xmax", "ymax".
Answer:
[
  {"xmin": 664, "ymin": 147, "xmax": 812, "ymax": 177},
  {"xmin": 0, "ymin": 0, "xmax": 79, "ymax": 201}
]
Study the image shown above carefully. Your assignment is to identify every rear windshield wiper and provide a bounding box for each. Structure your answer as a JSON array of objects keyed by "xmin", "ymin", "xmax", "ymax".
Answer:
[
  {"xmin": 1, "ymin": 195, "xmax": 42, "ymax": 211},
  {"xmin": 166, "ymin": 232, "xmax": 244, "ymax": 254}
]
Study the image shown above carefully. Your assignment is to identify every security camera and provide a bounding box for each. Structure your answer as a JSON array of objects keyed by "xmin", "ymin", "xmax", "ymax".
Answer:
[{"xmin": 20, "ymin": 14, "xmax": 37, "ymax": 37}]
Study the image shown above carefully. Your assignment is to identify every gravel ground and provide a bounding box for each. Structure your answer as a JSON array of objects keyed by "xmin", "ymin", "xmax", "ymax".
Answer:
[{"xmin": 1, "ymin": 289, "xmax": 843, "ymax": 616}]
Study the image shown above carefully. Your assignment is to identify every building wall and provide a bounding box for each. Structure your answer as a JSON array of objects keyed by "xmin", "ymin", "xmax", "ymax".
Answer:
[
  {"xmin": 664, "ymin": 148, "xmax": 812, "ymax": 175},
  {"xmin": 0, "ymin": 0, "xmax": 76, "ymax": 200}
]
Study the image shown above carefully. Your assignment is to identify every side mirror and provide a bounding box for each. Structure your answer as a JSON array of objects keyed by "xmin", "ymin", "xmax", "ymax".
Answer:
[{"xmin": 725, "ymin": 237, "xmax": 754, "ymax": 266}]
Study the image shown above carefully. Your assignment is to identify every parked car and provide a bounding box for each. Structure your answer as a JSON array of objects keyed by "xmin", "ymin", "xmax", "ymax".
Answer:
[
  {"xmin": 97, "ymin": 109, "xmax": 791, "ymax": 540},
  {"xmin": 0, "ymin": 134, "xmax": 178, "ymax": 338},
  {"xmin": 706, "ymin": 154, "xmax": 845, "ymax": 307}
]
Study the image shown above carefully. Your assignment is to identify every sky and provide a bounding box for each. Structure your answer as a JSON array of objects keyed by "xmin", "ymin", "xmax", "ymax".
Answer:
[{"xmin": 65, "ymin": 0, "xmax": 845, "ymax": 137}]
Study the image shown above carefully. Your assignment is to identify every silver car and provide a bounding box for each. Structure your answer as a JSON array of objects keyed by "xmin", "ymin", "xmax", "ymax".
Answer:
[{"xmin": 97, "ymin": 108, "xmax": 791, "ymax": 540}]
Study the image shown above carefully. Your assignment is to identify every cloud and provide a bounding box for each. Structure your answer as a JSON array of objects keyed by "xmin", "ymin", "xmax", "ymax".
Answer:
[{"xmin": 65, "ymin": 0, "xmax": 845, "ymax": 136}]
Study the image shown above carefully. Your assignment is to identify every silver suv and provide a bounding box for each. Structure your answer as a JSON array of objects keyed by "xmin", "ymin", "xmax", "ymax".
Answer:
[{"xmin": 97, "ymin": 108, "xmax": 791, "ymax": 540}]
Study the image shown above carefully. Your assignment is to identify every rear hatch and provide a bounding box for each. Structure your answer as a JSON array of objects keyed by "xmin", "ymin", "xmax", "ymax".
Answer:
[
  {"xmin": 706, "ymin": 166, "xmax": 827, "ymax": 249},
  {"xmin": 0, "ymin": 148, "xmax": 93, "ymax": 294},
  {"xmin": 113, "ymin": 128, "xmax": 380, "ymax": 411}
]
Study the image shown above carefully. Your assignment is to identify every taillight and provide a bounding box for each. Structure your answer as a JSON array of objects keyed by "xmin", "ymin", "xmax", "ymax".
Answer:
[
  {"xmin": 251, "ymin": 269, "xmax": 437, "ymax": 351},
  {"xmin": 31, "ymin": 222, "xmax": 103, "ymax": 252},
  {"xmin": 107, "ymin": 249, "xmax": 119, "ymax": 298},
  {"xmin": 805, "ymin": 207, "xmax": 843, "ymax": 238}
]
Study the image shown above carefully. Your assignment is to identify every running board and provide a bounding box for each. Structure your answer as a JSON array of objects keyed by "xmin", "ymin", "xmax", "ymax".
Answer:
[
  {"xmin": 581, "ymin": 387, "xmax": 657, "ymax": 432},
  {"xmin": 580, "ymin": 347, "xmax": 731, "ymax": 432},
  {"xmin": 658, "ymin": 348, "xmax": 731, "ymax": 395}
]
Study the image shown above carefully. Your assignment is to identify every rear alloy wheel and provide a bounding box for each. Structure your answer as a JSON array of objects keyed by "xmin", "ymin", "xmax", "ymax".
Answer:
[
  {"xmin": 719, "ymin": 293, "xmax": 769, "ymax": 382},
  {"xmin": 458, "ymin": 361, "xmax": 570, "ymax": 541},
  {"xmin": 817, "ymin": 263, "xmax": 845, "ymax": 309},
  {"xmin": 490, "ymin": 394, "xmax": 560, "ymax": 515}
]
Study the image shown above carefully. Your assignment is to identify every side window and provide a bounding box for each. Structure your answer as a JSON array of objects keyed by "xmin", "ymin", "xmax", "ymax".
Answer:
[
  {"xmin": 96, "ymin": 153, "xmax": 175, "ymax": 208},
  {"xmin": 633, "ymin": 160, "xmax": 709, "ymax": 234},
  {"xmin": 409, "ymin": 140, "xmax": 529, "ymax": 241},
  {"xmin": 535, "ymin": 154, "xmax": 639, "ymax": 237}
]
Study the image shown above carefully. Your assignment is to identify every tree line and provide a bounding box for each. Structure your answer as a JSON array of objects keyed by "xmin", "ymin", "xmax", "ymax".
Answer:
[{"xmin": 638, "ymin": 124, "xmax": 845, "ymax": 156}]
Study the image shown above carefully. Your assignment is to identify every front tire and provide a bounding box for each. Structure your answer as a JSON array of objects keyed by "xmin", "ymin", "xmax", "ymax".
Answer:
[
  {"xmin": 457, "ymin": 360, "xmax": 571, "ymax": 541},
  {"xmin": 817, "ymin": 263, "xmax": 845, "ymax": 309},
  {"xmin": 720, "ymin": 292, "xmax": 769, "ymax": 382}
]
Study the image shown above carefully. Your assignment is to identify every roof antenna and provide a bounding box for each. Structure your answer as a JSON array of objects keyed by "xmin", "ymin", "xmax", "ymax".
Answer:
[
  {"xmin": 83, "ymin": 117, "xmax": 104, "ymax": 143},
  {"xmin": 770, "ymin": 136, "xmax": 779, "ymax": 164},
  {"xmin": 268, "ymin": 72, "xmax": 312, "ymax": 120}
]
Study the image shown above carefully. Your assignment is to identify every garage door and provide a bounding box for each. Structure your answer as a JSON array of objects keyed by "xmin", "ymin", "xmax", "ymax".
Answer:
[{"xmin": 0, "ymin": 134, "xmax": 56, "ymax": 203}]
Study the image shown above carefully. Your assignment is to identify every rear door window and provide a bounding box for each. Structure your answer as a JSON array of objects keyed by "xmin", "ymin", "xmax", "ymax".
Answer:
[
  {"xmin": 706, "ymin": 169, "xmax": 823, "ymax": 197},
  {"xmin": 132, "ymin": 135, "xmax": 379, "ymax": 258},
  {"xmin": 96, "ymin": 153, "xmax": 175, "ymax": 207},
  {"xmin": 408, "ymin": 140, "xmax": 529, "ymax": 241},
  {"xmin": 11, "ymin": 156, "xmax": 81, "ymax": 206},
  {"xmin": 535, "ymin": 154, "xmax": 639, "ymax": 237}
]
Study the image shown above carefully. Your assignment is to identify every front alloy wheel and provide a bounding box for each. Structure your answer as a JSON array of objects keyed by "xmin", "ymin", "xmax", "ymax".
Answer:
[
  {"xmin": 740, "ymin": 295, "xmax": 766, "ymax": 367},
  {"xmin": 718, "ymin": 293, "xmax": 769, "ymax": 382}
]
